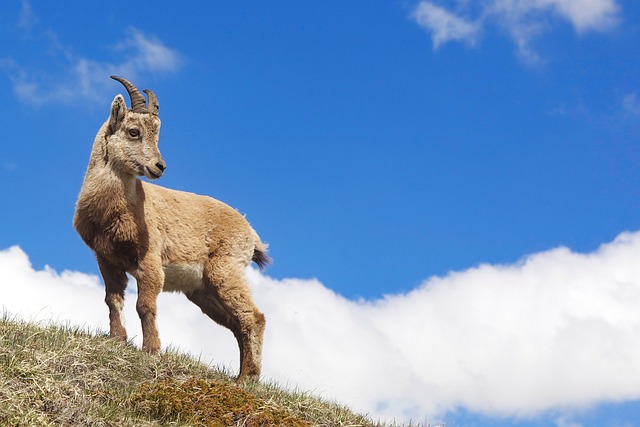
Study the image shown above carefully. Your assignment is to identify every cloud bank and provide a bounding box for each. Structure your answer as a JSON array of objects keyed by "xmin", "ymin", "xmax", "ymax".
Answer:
[
  {"xmin": 412, "ymin": 0, "xmax": 620, "ymax": 62},
  {"xmin": 2, "ymin": 231, "xmax": 640, "ymax": 423}
]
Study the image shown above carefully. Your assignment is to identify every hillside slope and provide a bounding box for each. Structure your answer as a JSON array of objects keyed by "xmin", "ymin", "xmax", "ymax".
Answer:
[{"xmin": 0, "ymin": 315, "xmax": 379, "ymax": 426}]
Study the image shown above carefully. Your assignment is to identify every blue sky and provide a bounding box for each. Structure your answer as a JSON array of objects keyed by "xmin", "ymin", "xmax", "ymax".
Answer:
[{"xmin": 1, "ymin": 1, "xmax": 640, "ymax": 426}]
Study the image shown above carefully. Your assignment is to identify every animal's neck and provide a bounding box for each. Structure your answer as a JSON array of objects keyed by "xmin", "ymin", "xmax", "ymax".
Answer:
[
  {"xmin": 74, "ymin": 125, "xmax": 145, "ymax": 269},
  {"xmin": 79, "ymin": 125, "xmax": 141, "ymax": 214},
  {"xmin": 88, "ymin": 169, "xmax": 138, "ymax": 208}
]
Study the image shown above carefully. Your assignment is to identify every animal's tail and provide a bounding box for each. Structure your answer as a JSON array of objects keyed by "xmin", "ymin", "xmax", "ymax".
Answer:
[{"xmin": 252, "ymin": 239, "xmax": 272, "ymax": 271}]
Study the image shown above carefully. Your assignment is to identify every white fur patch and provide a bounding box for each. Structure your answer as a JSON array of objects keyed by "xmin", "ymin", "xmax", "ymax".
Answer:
[
  {"xmin": 114, "ymin": 299, "xmax": 126, "ymax": 327},
  {"xmin": 163, "ymin": 263, "xmax": 204, "ymax": 292}
]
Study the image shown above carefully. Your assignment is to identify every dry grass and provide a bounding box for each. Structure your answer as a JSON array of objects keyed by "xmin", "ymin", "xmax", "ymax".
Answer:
[{"xmin": 0, "ymin": 314, "xmax": 381, "ymax": 426}]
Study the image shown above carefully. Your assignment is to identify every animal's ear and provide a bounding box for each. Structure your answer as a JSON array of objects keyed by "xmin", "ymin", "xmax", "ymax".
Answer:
[{"xmin": 108, "ymin": 94, "xmax": 127, "ymax": 135}]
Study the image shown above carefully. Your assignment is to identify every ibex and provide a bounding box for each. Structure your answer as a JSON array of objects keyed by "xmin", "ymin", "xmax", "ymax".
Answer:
[{"xmin": 73, "ymin": 76, "xmax": 269, "ymax": 380}]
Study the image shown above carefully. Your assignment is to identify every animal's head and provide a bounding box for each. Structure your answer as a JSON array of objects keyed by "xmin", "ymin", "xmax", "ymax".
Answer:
[{"xmin": 106, "ymin": 76, "xmax": 166, "ymax": 180}]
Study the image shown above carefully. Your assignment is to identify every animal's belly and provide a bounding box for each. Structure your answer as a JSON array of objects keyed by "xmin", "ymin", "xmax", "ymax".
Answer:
[{"xmin": 163, "ymin": 263, "xmax": 204, "ymax": 292}]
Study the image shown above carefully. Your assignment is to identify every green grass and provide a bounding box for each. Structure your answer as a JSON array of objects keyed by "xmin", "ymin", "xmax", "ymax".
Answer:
[{"xmin": 0, "ymin": 314, "xmax": 385, "ymax": 426}]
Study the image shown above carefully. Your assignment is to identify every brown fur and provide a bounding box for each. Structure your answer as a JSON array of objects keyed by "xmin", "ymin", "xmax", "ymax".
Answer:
[{"xmin": 73, "ymin": 90, "xmax": 269, "ymax": 380}]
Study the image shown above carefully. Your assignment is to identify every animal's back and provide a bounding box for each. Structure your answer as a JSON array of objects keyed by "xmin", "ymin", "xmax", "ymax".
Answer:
[{"xmin": 142, "ymin": 181, "xmax": 263, "ymax": 264}]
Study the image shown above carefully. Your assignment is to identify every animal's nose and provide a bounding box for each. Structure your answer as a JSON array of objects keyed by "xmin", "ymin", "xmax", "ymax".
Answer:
[{"xmin": 156, "ymin": 161, "xmax": 166, "ymax": 172}]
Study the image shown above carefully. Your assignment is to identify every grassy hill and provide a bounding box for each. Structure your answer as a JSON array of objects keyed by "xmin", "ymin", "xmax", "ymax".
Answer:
[{"xmin": 0, "ymin": 314, "xmax": 386, "ymax": 427}]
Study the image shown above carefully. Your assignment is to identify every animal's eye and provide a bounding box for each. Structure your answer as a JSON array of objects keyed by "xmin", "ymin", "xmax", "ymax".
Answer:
[{"xmin": 128, "ymin": 128, "xmax": 140, "ymax": 138}]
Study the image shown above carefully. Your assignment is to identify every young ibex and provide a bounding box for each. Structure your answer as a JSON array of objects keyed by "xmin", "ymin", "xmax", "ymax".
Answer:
[{"xmin": 74, "ymin": 76, "xmax": 269, "ymax": 380}]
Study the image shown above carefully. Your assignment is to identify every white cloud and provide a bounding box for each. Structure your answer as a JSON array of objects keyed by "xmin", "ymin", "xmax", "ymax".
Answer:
[
  {"xmin": 2, "ymin": 232, "xmax": 640, "ymax": 423},
  {"xmin": 412, "ymin": 0, "xmax": 620, "ymax": 61},
  {"xmin": 114, "ymin": 29, "xmax": 181, "ymax": 73},
  {"xmin": 486, "ymin": 0, "xmax": 619, "ymax": 33},
  {"xmin": 1, "ymin": 27, "xmax": 182, "ymax": 106},
  {"xmin": 546, "ymin": 0, "xmax": 619, "ymax": 32},
  {"xmin": 412, "ymin": 2, "xmax": 480, "ymax": 49}
]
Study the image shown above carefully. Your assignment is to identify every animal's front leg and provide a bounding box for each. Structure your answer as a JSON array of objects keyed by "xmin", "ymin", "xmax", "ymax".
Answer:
[
  {"xmin": 134, "ymin": 263, "xmax": 164, "ymax": 354},
  {"xmin": 97, "ymin": 256, "xmax": 128, "ymax": 342}
]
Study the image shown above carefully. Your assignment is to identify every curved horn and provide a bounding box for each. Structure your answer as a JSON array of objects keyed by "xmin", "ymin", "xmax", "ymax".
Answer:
[
  {"xmin": 143, "ymin": 89, "xmax": 159, "ymax": 116},
  {"xmin": 110, "ymin": 75, "xmax": 148, "ymax": 113}
]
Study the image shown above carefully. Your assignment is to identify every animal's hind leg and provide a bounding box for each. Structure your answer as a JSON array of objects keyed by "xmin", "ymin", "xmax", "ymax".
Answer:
[
  {"xmin": 97, "ymin": 256, "xmax": 128, "ymax": 342},
  {"xmin": 202, "ymin": 261, "xmax": 266, "ymax": 381},
  {"xmin": 185, "ymin": 288, "xmax": 246, "ymax": 363}
]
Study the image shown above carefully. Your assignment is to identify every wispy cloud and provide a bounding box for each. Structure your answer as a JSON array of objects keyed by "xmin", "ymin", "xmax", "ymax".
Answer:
[
  {"xmin": 2, "ymin": 231, "xmax": 640, "ymax": 423},
  {"xmin": 17, "ymin": 0, "xmax": 37, "ymax": 31},
  {"xmin": 17, "ymin": 0, "xmax": 38, "ymax": 31},
  {"xmin": 113, "ymin": 29, "xmax": 181, "ymax": 73},
  {"xmin": 412, "ymin": 0, "xmax": 620, "ymax": 62},
  {"xmin": 1, "ymin": 15, "xmax": 183, "ymax": 107},
  {"xmin": 2, "ymin": 161, "xmax": 18, "ymax": 172},
  {"xmin": 412, "ymin": 2, "xmax": 481, "ymax": 49},
  {"xmin": 555, "ymin": 415, "xmax": 584, "ymax": 427},
  {"xmin": 622, "ymin": 92, "xmax": 640, "ymax": 117}
]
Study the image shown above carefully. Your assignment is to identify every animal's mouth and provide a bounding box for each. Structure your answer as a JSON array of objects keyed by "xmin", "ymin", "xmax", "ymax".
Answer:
[{"xmin": 145, "ymin": 166, "xmax": 163, "ymax": 180}]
